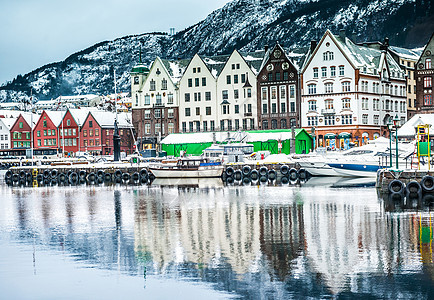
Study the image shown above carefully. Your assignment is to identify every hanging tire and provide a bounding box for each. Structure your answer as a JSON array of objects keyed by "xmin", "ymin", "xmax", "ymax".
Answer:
[
  {"xmin": 259, "ymin": 175, "xmax": 268, "ymax": 183},
  {"xmin": 58, "ymin": 173, "xmax": 67, "ymax": 184},
  {"xmin": 104, "ymin": 172, "xmax": 112, "ymax": 182},
  {"xmin": 421, "ymin": 175, "xmax": 434, "ymax": 193},
  {"xmin": 298, "ymin": 168, "xmax": 307, "ymax": 180},
  {"xmin": 259, "ymin": 166, "xmax": 268, "ymax": 176},
  {"xmin": 132, "ymin": 172, "xmax": 140, "ymax": 182},
  {"xmin": 242, "ymin": 177, "xmax": 251, "ymax": 185},
  {"xmin": 96, "ymin": 177, "xmax": 104, "ymax": 184},
  {"xmin": 406, "ymin": 180, "xmax": 421, "ymax": 195},
  {"xmin": 242, "ymin": 165, "xmax": 251, "ymax": 177},
  {"xmin": 5, "ymin": 170, "xmax": 12, "ymax": 180},
  {"xmin": 69, "ymin": 172, "xmax": 78, "ymax": 185},
  {"xmin": 26, "ymin": 172, "xmax": 32, "ymax": 183},
  {"xmin": 36, "ymin": 174, "xmax": 43, "ymax": 182},
  {"xmin": 140, "ymin": 177, "xmax": 148, "ymax": 184},
  {"xmin": 87, "ymin": 172, "xmax": 96, "ymax": 183},
  {"xmin": 281, "ymin": 176, "xmax": 289, "ymax": 184},
  {"xmin": 122, "ymin": 172, "xmax": 131, "ymax": 182},
  {"xmin": 43, "ymin": 170, "xmax": 50, "ymax": 179},
  {"xmin": 226, "ymin": 176, "xmax": 234, "ymax": 184},
  {"xmin": 139, "ymin": 168, "xmax": 148, "ymax": 179},
  {"xmin": 268, "ymin": 169, "xmax": 276, "ymax": 181},
  {"xmin": 12, "ymin": 173, "xmax": 19, "ymax": 183},
  {"xmin": 114, "ymin": 170, "xmax": 122, "ymax": 178},
  {"xmin": 51, "ymin": 169, "xmax": 58, "ymax": 179},
  {"xmin": 234, "ymin": 170, "xmax": 242, "ymax": 181},
  {"xmin": 280, "ymin": 165, "xmax": 289, "ymax": 176},
  {"xmin": 114, "ymin": 177, "xmax": 122, "ymax": 184},
  {"xmin": 289, "ymin": 168, "xmax": 298, "ymax": 181},
  {"xmin": 226, "ymin": 167, "xmax": 235, "ymax": 177},
  {"xmin": 148, "ymin": 173, "xmax": 155, "ymax": 181},
  {"xmin": 97, "ymin": 170, "xmax": 105, "ymax": 178},
  {"xmin": 79, "ymin": 170, "xmax": 87, "ymax": 179},
  {"xmin": 388, "ymin": 179, "xmax": 405, "ymax": 194},
  {"xmin": 250, "ymin": 169, "xmax": 259, "ymax": 181}
]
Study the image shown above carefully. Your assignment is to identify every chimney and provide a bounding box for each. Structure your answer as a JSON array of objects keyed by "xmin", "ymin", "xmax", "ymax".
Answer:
[
  {"xmin": 310, "ymin": 40, "xmax": 317, "ymax": 53},
  {"xmin": 339, "ymin": 29, "xmax": 346, "ymax": 42}
]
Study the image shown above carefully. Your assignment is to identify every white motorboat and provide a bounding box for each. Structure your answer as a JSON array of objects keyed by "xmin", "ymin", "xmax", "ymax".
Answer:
[{"xmin": 149, "ymin": 158, "xmax": 224, "ymax": 178}]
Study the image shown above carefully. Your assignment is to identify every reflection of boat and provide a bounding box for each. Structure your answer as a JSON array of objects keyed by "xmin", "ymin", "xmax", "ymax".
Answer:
[
  {"xmin": 149, "ymin": 158, "xmax": 224, "ymax": 178},
  {"xmin": 152, "ymin": 177, "xmax": 224, "ymax": 188},
  {"xmin": 301, "ymin": 176, "xmax": 376, "ymax": 188}
]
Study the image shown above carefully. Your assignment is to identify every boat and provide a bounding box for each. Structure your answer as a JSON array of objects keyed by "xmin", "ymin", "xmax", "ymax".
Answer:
[{"xmin": 149, "ymin": 158, "xmax": 224, "ymax": 178}]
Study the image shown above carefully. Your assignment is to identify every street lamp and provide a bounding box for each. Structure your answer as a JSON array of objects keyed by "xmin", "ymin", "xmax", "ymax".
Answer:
[
  {"xmin": 393, "ymin": 114, "xmax": 401, "ymax": 169},
  {"xmin": 387, "ymin": 119, "xmax": 393, "ymax": 168}
]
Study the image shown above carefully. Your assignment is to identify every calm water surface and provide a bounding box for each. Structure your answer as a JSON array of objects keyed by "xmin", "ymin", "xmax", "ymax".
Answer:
[{"xmin": 0, "ymin": 177, "xmax": 433, "ymax": 299}]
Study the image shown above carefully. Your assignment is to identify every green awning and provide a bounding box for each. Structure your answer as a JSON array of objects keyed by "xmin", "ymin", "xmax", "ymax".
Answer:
[
  {"xmin": 338, "ymin": 132, "xmax": 351, "ymax": 139},
  {"xmin": 324, "ymin": 133, "xmax": 336, "ymax": 139}
]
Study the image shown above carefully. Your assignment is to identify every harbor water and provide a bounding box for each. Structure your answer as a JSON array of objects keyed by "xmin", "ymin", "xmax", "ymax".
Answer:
[{"xmin": 0, "ymin": 178, "xmax": 433, "ymax": 299}]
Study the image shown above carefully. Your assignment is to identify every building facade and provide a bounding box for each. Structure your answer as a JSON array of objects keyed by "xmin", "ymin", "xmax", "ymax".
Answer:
[
  {"xmin": 257, "ymin": 43, "xmax": 301, "ymax": 130},
  {"xmin": 415, "ymin": 33, "xmax": 434, "ymax": 114},
  {"xmin": 301, "ymin": 30, "xmax": 407, "ymax": 149},
  {"xmin": 33, "ymin": 110, "xmax": 64, "ymax": 150}
]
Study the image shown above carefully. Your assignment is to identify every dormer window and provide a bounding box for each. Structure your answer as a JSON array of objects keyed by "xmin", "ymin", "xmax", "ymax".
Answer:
[{"xmin": 150, "ymin": 79, "xmax": 156, "ymax": 91}]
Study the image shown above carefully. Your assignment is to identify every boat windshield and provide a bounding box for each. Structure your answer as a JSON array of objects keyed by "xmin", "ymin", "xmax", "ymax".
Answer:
[
  {"xmin": 343, "ymin": 150, "xmax": 374, "ymax": 156},
  {"xmin": 223, "ymin": 145, "xmax": 254, "ymax": 155}
]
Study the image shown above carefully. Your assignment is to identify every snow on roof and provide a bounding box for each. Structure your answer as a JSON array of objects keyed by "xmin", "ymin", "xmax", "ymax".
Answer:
[
  {"xmin": 0, "ymin": 117, "xmax": 17, "ymax": 129},
  {"xmin": 91, "ymin": 111, "xmax": 133, "ymax": 128},
  {"xmin": 389, "ymin": 46, "xmax": 422, "ymax": 61},
  {"xmin": 398, "ymin": 114, "xmax": 434, "ymax": 137},
  {"xmin": 45, "ymin": 110, "xmax": 66, "ymax": 127},
  {"xmin": 69, "ymin": 109, "xmax": 91, "ymax": 126},
  {"xmin": 20, "ymin": 112, "xmax": 39, "ymax": 128}
]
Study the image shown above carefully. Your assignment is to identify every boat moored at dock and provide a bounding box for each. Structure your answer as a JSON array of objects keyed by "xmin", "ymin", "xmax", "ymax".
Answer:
[{"xmin": 149, "ymin": 158, "xmax": 224, "ymax": 178}]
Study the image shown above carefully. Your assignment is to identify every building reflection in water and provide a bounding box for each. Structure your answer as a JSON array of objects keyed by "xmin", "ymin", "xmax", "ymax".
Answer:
[{"xmin": 1, "ymin": 184, "xmax": 433, "ymax": 298}]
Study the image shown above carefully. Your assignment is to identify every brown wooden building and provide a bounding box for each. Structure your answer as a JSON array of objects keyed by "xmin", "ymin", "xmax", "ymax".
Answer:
[{"xmin": 415, "ymin": 33, "xmax": 434, "ymax": 114}]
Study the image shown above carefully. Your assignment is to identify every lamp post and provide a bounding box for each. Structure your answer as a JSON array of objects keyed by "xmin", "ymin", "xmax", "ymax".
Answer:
[
  {"xmin": 387, "ymin": 120, "xmax": 393, "ymax": 168},
  {"xmin": 393, "ymin": 115, "xmax": 401, "ymax": 169}
]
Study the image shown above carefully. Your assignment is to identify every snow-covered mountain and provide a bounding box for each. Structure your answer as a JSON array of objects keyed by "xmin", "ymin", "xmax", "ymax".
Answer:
[{"xmin": 1, "ymin": 0, "xmax": 432, "ymax": 102}]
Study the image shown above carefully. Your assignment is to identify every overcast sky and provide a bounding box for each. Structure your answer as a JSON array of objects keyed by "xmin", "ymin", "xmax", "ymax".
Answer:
[{"xmin": 0, "ymin": 0, "xmax": 231, "ymax": 84}]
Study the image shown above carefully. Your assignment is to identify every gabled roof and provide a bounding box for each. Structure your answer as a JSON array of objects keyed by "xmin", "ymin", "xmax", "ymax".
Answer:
[
  {"xmin": 389, "ymin": 46, "xmax": 422, "ymax": 61},
  {"xmin": 202, "ymin": 53, "xmax": 231, "ymax": 78},
  {"xmin": 160, "ymin": 58, "xmax": 190, "ymax": 84},
  {"xmin": 416, "ymin": 32, "xmax": 434, "ymax": 66},
  {"xmin": 68, "ymin": 108, "xmax": 93, "ymax": 127},
  {"xmin": 90, "ymin": 111, "xmax": 133, "ymax": 128},
  {"xmin": 398, "ymin": 114, "xmax": 434, "ymax": 137},
  {"xmin": 20, "ymin": 112, "xmax": 38, "ymax": 129},
  {"xmin": 45, "ymin": 110, "xmax": 66, "ymax": 127},
  {"xmin": 0, "ymin": 117, "xmax": 17, "ymax": 130}
]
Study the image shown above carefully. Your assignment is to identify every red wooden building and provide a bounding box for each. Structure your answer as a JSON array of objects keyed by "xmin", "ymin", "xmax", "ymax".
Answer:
[
  {"xmin": 10, "ymin": 113, "xmax": 34, "ymax": 148},
  {"xmin": 58, "ymin": 109, "xmax": 89, "ymax": 154},
  {"xmin": 33, "ymin": 110, "xmax": 64, "ymax": 150}
]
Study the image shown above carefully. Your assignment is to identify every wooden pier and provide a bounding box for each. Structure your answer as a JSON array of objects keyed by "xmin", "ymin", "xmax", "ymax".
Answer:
[{"xmin": 376, "ymin": 169, "xmax": 434, "ymax": 195}]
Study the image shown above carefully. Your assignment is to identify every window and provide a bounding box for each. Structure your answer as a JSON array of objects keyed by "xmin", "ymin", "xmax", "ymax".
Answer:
[
  {"xmin": 271, "ymin": 103, "xmax": 277, "ymax": 113},
  {"xmin": 342, "ymin": 81, "xmax": 350, "ymax": 92},
  {"xmin": 188, "ymin": 78, "xmax": 192, "ymax": 87},
  {"xmin": 268, "ymin": 73, "xmax": 273, "ymax": 81},
  {"xmin": 197, "ymin": 67, "xmax": 201, "ymax": 73},
  {"xmin": 205, "ymin": 91, "xmax": 211, "ymax": 101},
  {"xmin": 325, "ymin": 83, "xmax": 333, "ymax": 93},
  {"xmin": 424, "ymin": 95, "xmax": 433, "ymax": 106},
  {"xmin": 150, "ymin": 80, "xmax": 156, "ymax": 91},
  {"xmin": 167, "ymin": 109, "xmax": 174, "ymax": 118},
  {"xmin": 325, "ymin": 99, "xmax": 334, "ymax": 109},
  {"xmin": 271, "ymin": 87, "xmax": 277, "ymax": 99},
  {"xmin": 235, "ymin": 105, "xmax": 239, "ymax": 114},
  {"xmin": 324, "ymin": 115, "xmax": 335, "ymax": 125},
  {"xmin": 194, "ymin": 92, "xmax": 201, "ymax": 101},
  {"xmin": 262, "ymin": 87, "xmax": 267, "ymax": 100},
  {"xmin": 247, "ymin": 88, "xmax": 252, "ymax": 98},
  {"xmin": 168, "ymin": 93, "xmax": 174, "ymax": 104},
  {"xmin": 202, "ymin": 77, "xmax": 206, "ymax": 86},
  {"xmin": 342, "ymin": 98, "xmax": 351, "ymax": 109},
  {"xmin": 231, "ymin": 64, "xmax": 235, "ymax": 70},
  {"xmin": 66, "ymin": 119, "xmax": 70, "ymax": 126},
  {"xmin": 330, "ymin": 66, "xmax": 336, "ymax": 77},
  {"xmin": 307, "ymin": 116, "xmax": 318, "ymax": 126},
  {"xmin": 222, "ymin": 105, "xmax": 229, "ymax": 115},
  {"xmin": 196, "ymin": 107, "xmax": 200, "ymax": 115},
  {"xmin": 83, "ymin": 130, "xmax": 87, "ymax": 137},
  {"xmin": 247, "ymin": 104, "xmax": 252, "ymax": 113},
  {"xmin": 203, "ymin": 121, "xmax": 207, "ymax": 132},
  {"xmin": 275, "ymin": 72, "xmax": 281, "ymax": 81},
  {"xmin": 339, "ymin": 65, "xmax": 345, "ymax": 76},
  {"xmin": 155, "ymin": 109, "xmax": 161, "ymax": 118},
  {"xmin": 95, "ymin": 129, "xmax": 99, "ymax": 136},
  {"xmin": 234, "ymin": 119, "xmax": 239, "ymax": 130},
  {"xmin": 144, "ymin": 110, "xmax": 151, "ymax": 119},
  {"xmin": 234, "ymin": 75, "xmax": 238, "ymax": 84},
  {"xmin": 43, "ymin": 120, "xmax": 47, "ymax": 127},
  {"xmin": 426, "ymin": 58, "xmax": 432, "ymax": 69},
  {"xmin": 226, "ymin": 75, "xmax": 231, "ymax": 84},
  {"xmin": 210, "ymin": 121, "xmax": 215, "ymax": 131},
  {"xmin": 241, "ymin": 74, "xmax": 246, "ymax": 83},
  {"xmin": 162, "ymin": 79, "xmax": 167, "ymax": 90},
  {"xmin": 308, "ymin": 100, "xmax": 317, "ymax": 111},
  {"xmin": 182, "ymin": 122, "xmax": 186, "ymax": 133},
  {"xmin": 323, "ymin": 51, "xmax": 334, "ymax": 61},
  {"xmin": 135, "ymin": 94, "xmax": 139, "ymax": 106},
  {"xmin": 222, "ymin": 90, "xmax": 228, "ymax": 100},
  {"xmin": 144, "ymin": 95, "xmax": 150, "ymax": 105},
  {"xmin": 206, "ymin": 107, "xmax": 211, "ymax": 115},
  {"xmin": 195, "ymin": 78, "xmax": 199, "ymax": 87},
  {"xmin": 134, "ymin": 76, "xmax": 139, "ymax": 85},
  {"xmin": 283, "ymin": 71, "xmax": 288, "ymax": 80},
  {"xmin": 424, "ymin": 77, "xmax": 432, "ymax": 88},
  {"xmin": 280, "ymin": 86, "xmax": 286, "ymax": 99},
  {"xmin": 155, "ymin": 123, "xmax": 161, "ymax": 134},
  {"xmin": 196, "ymin": 121, "xmax": 201, "ymax": 132},
  {"xmin": 290, "ymin": 102, "xmax": 295, "ymax": 112},
  {"xmin": 374, "ymin": 115, "xmax": 379, "ymax": 125},
  {"xmin": 19, "ymin": 122, "xmax": 23, "ymax": 129},
  {"xmin": 193, "ymin": 68, "xmax": 196, "ymax": 73},
  {"xmin": 220, "ymin": 120, "xmax": 224, "ymax": 131},
  {"xmin": 362, "ymin": 114, "xmax": 368, "ymax": 125},
  {"xmin": 281, "ymin": 102, "xmax": 286, "ymax": 113},
  {"xmin": 321, "ymin": 67, "xmax": 327, "ymax": 77},
  {"xmin": 43, "ymin": 130, "xmax": 47, "ymax": 136},
  {"xmin": 156, "ymin": 94, "xmax": 162, "ymax": 105},
  {"xmin": 185, "ymin": 93, "xmax": 190, "ymax": 102},
  {"xmin": 341, "ymin": 115, "xmax": 352, "ymax": 125},
  {"xmin": 308, "ymin": 84, "xmax": 316, "ymax": 95},
  {"xmin": 37, "ymin": 130, "xmax": 40, "ymax": 137},
  {"xmin": 362, "ymin": 98, "xmax": 368, "ymax": 110},
  {"xmin": 236, "ymin": 64, "xmax": 240, "ymax": 69},
  {"xmin": 262, "ymin": 120, "xmax": 268, "ymax": 129},
  {"xmin": 262, "ymin": 103, "xmax": 268, "ymax": 114},
  {"xmin": 290, "ymin": 85, "xmax": 295, "ymax": 98},
  {"xmin": 185, "ymin": 108, "xmax": 191, "ymax": 117},
  {"xmin": 189, "ymin": 122, "xmax": 194, "ymax": 132},
  {"xmin": 228, "ymin": 120, "xmax": 232, "ymax": 131},
  {"xmin": 234, "ymin": 89, "xmax": 239, "ymax": 99},
  {"xmin": 313, "ymin": 68, "xmax": 318, "ymax": 78}
]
